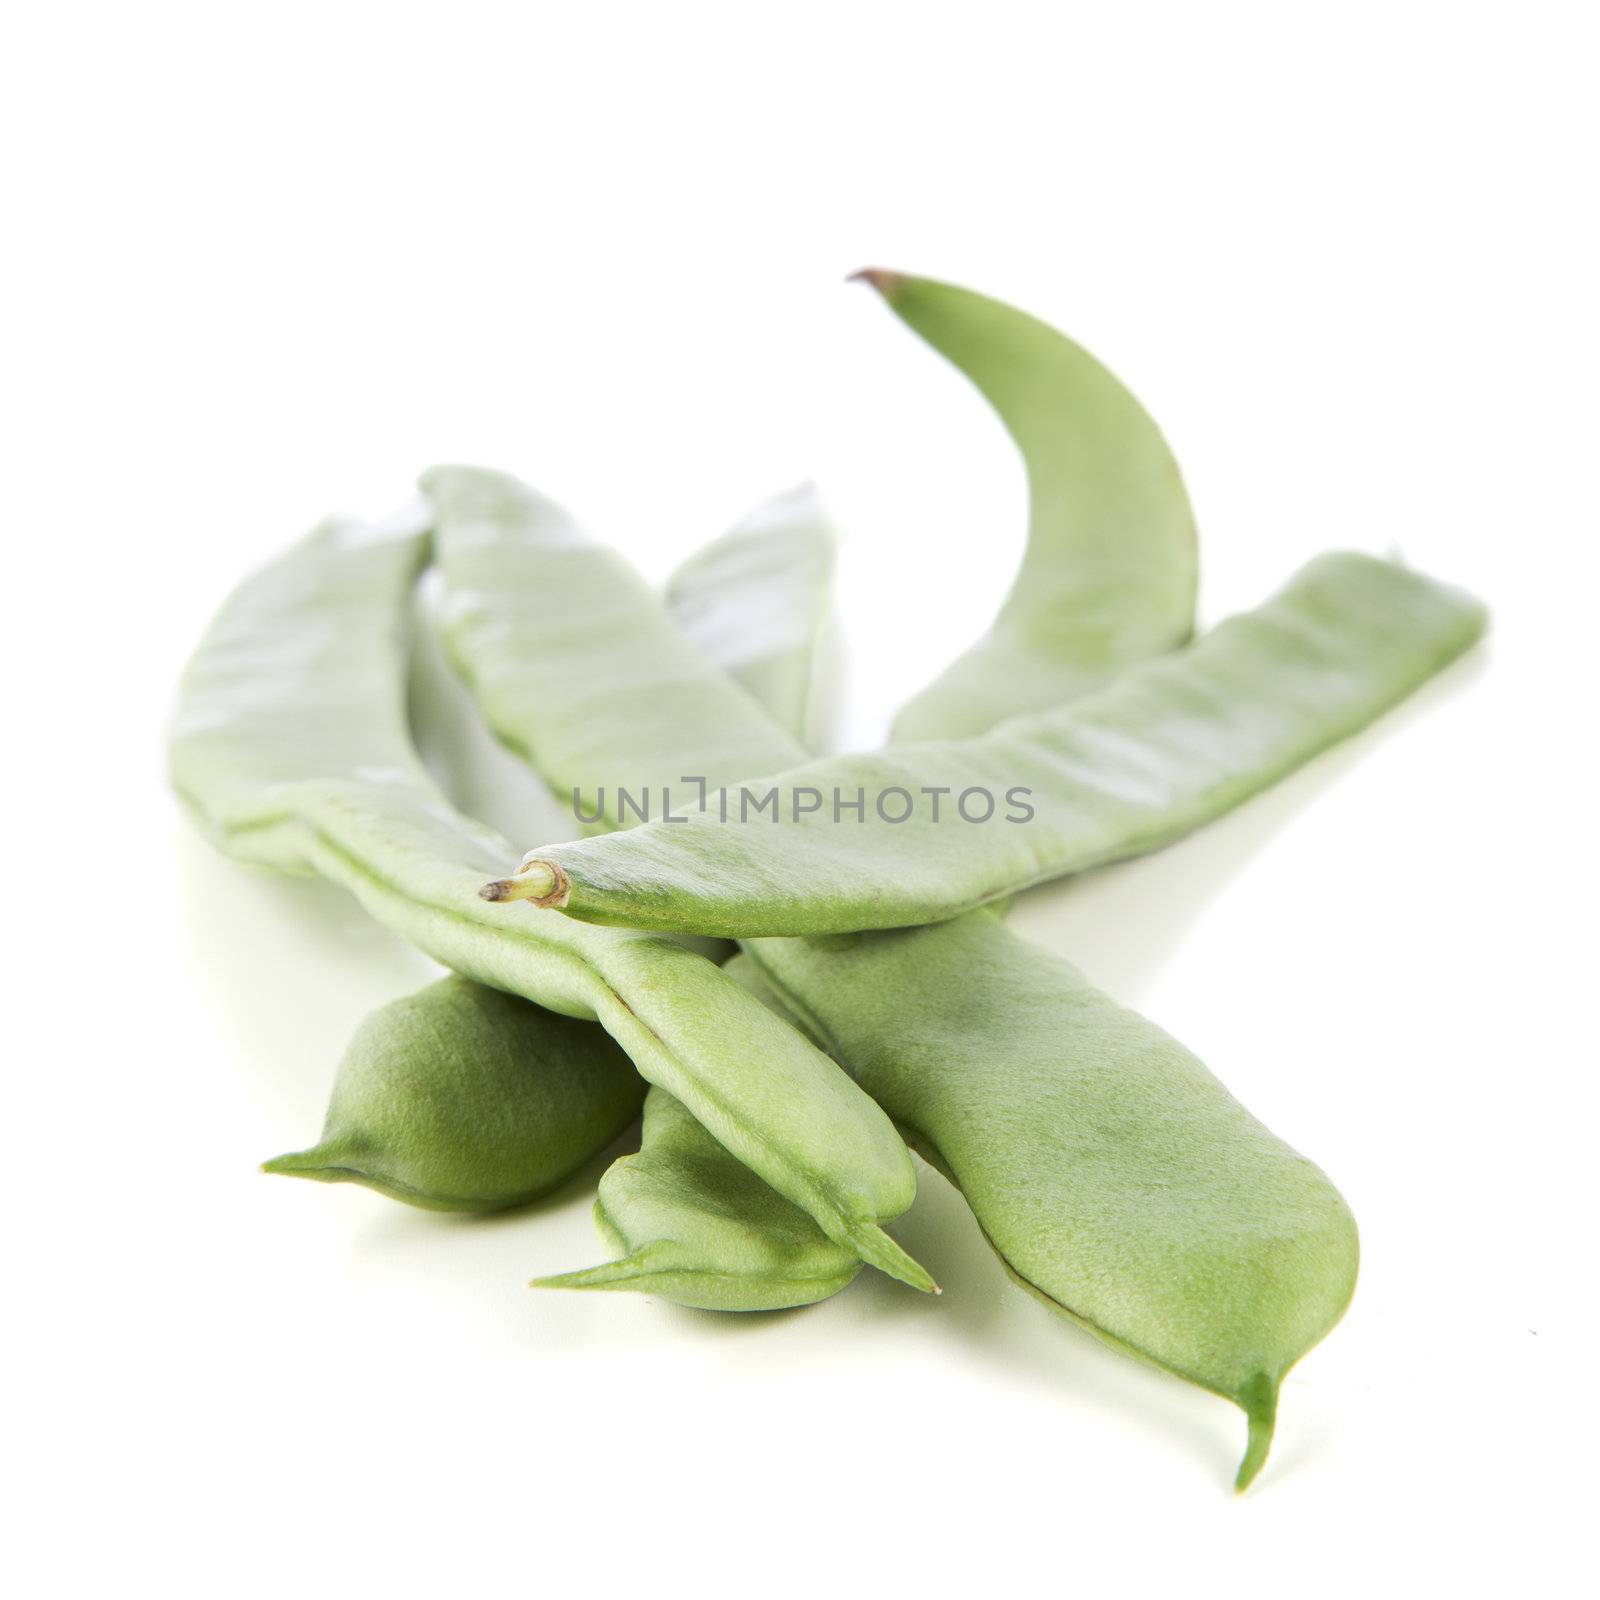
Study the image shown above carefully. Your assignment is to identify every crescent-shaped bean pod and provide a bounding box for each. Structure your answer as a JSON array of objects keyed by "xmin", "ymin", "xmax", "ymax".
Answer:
[{"xmin": 856, "ymin": 268, "xmax": 1199, "ymax": 743}]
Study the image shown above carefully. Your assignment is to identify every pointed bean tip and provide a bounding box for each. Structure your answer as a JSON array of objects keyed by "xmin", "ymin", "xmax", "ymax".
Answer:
[
  {"xmin": 1232, "ymin": 1374, "xmax": 1279, "ymax": 1493},
  {"xmin": 261, "ymin": 1150, "xmax": 320, "ymax": 1178},
  {"xmin": 530, "ymin": 1255, "xmax": 648, "ymax": 1292},
  {"xmin": 842, "ymin": 1221, "xmax": 938, "ymax": 1294}
]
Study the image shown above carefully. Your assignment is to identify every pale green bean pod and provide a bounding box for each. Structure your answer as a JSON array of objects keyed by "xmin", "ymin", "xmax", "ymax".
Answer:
[
  {"xmin": 665, "ymin": 482, "xmax": 835, "ymax": 746},
  {"xmin": 497, "ymin": 552, "xmax": 1487, "ymax": 938},
  {"xmin": 430, "ymin": 468, "xmax": 798, "ymax": 830},
  {"xmin": 743, "ymin": 917, "xmax": 1357, "ymax": 1491},
  {"xmin": 169, "ymin": 507, "xmax": 932, "ymax": 1292},
  {"xmin": 857, "ymin": 269, "xmax": 1198, "ymax": 743}
]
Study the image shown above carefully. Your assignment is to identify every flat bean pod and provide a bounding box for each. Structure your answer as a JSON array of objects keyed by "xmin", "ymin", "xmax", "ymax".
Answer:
[
  {"xmin": 263, "ymin": 976, "xmax": 644, "ymax": 1211},
  {"xmin": 856, "ymin": 269, "xmax": 1198, "ymax": 743},
  {"xmin": 427, "ymin": 466, "xmax": 800, "ymax": 827},
  {"xmin": 665, "ymin": 482, "xmax": 835, "ymax": 746},
  {"xmin": 744, "ymin": 916, "xmax": 1359, "ymax": 1491},
  {"xmin": 169, "ymin": 509, "xmax": 933, "ymax": 1292},
  {"xmin": 498, "ymin": 552, "xmax": 1487, "ymax": 937}
]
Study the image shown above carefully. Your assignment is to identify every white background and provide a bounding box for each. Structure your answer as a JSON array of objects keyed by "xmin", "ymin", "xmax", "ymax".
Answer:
[{"xmin": 6, "ymin": 4, "xmax": 1596, "ymax": 1594}]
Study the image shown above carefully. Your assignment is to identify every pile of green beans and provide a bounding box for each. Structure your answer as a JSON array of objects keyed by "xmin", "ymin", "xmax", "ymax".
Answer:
[{"xmin": 171, "ymin": 269, "xmax": 1485, "ymax": 1491}]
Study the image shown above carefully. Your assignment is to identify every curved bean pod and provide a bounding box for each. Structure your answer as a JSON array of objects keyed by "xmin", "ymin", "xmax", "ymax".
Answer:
[
  {"xmin": 746, "ymin": 915, "xmax": 1358, "ymax": 1491},
  {"xmin": 855, "ymin": 269, "xmax": 1198, "ymax": 743},
  {"xmin": 263, "ymin": 976, "xmax": 644, "ymax": 1211},
  {"xmin": 498, "ymin": 552, "xmax": 1487, "ymax": 937},
  {"xmin": 169, "ymin": 509, "xmax": 933, "ymax": 1292}
]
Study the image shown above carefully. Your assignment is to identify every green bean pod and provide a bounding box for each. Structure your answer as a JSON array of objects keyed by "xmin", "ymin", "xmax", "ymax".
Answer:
[
  {"xmin": 665, "ymin": 482, "xmax": 835, "ymax": 746},
  {"xmin": 428, "ymin": 467, "xmax": 800, "ymax": 829},
  {"xmin": 169, "ymin": 509, "xmax": 933, "ymax": 1292},
  {"xmin": 263, "ymin": 976, "xmax": 644, "ymax": 1211},
  {"xmin": 855, "ymin": 269, "xmax": 1198, "ymax": 743},
  {"xmin": 533, "ymin": 1083, "xmax": 862, "ymax": 1310},
  {"xmin": 534, "ymin": 947, "xmax": 861, "ymax": 1311},
  {"xmin": 744, "ymin": 916, "xmax": 1358, "ymax": 1491},
  {"xmin": 500, "ymin": 552, "xmax": 1487, "ymax": 938}
]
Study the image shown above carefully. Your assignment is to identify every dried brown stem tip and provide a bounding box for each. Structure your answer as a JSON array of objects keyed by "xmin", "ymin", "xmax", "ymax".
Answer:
[
  {"xmin": 848, "ymin": 266, "xmax": 904, "ymax": 296},
  {"xmin": 479, "ymin": 858, "xmax": 571, "ymax": 909}
]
